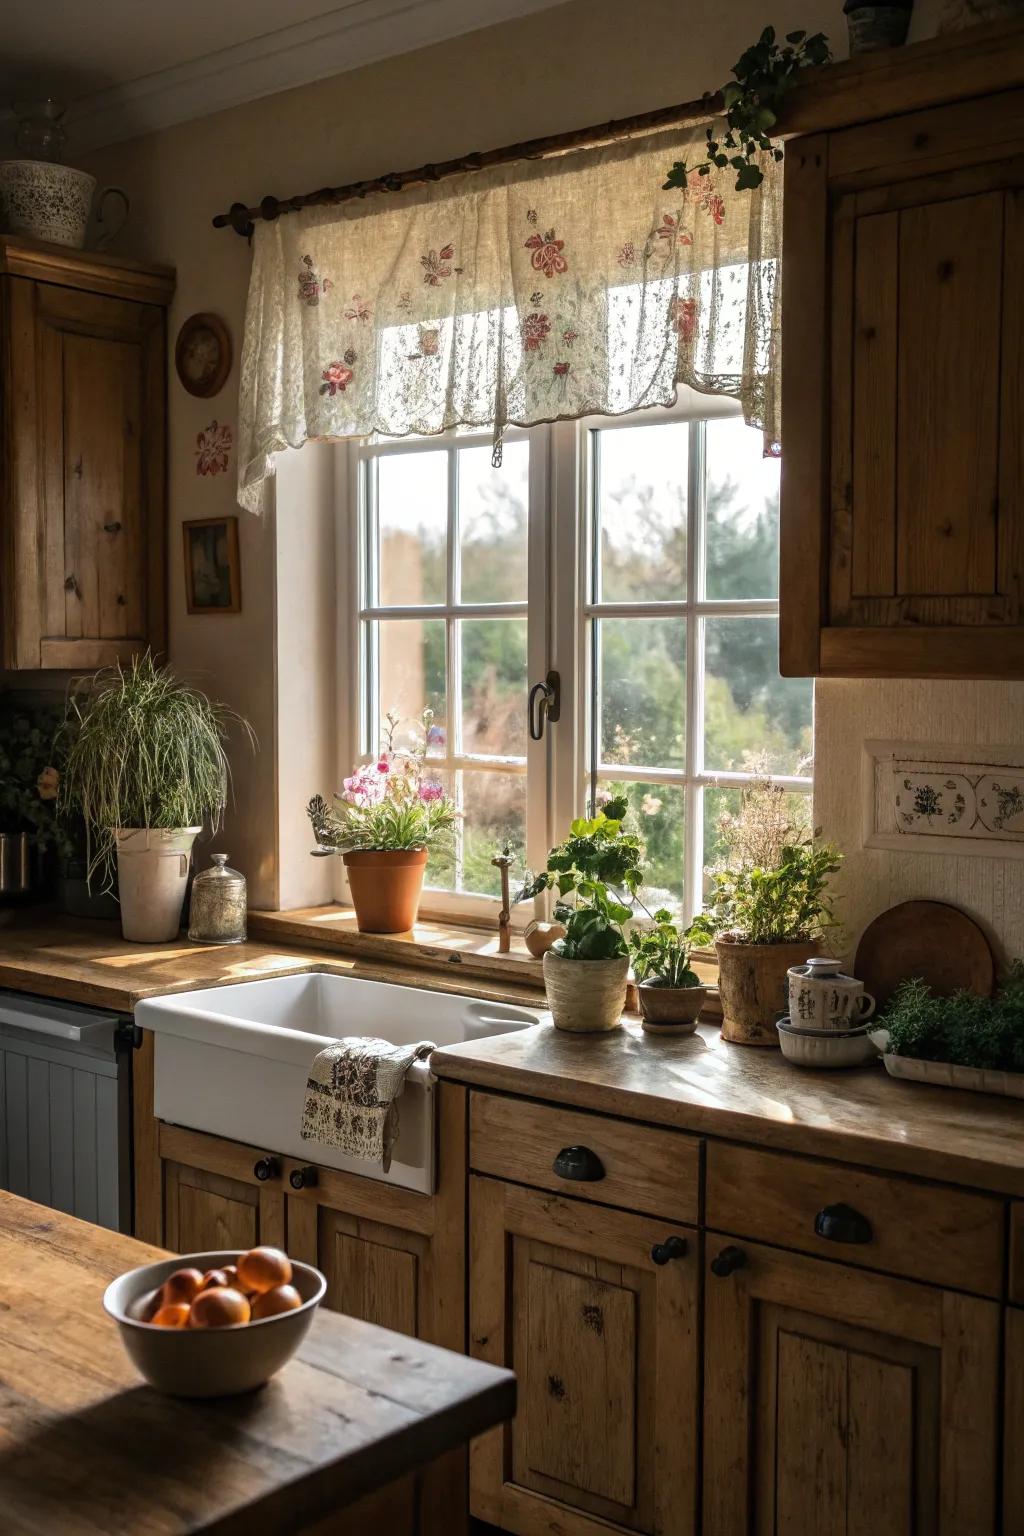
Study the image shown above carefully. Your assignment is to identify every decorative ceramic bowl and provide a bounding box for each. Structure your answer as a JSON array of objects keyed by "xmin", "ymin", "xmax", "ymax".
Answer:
[
  {"xmin": 775, "ymin": 1017, "xmax": 880, "ymax": 1070},
  {"xmin": 103, "ymin": 1249, "xmax": 326, "ymax": 1397},
  {"xmin": 0, "ymin": 160, "xmax": 96, "ymax": 247}
]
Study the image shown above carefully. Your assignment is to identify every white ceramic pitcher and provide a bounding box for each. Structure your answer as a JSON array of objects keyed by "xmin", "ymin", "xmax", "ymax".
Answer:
[{"xmin": 787, "ymin": 957, "xmax": 875, "ymax": 1032}]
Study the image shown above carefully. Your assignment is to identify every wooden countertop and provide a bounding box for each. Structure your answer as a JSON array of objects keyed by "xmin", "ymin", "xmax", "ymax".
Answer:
[
  {"xmin": 0, "ymin": 1191, "xmax": 514, "ymax": 1535},
  {"xmin": 431, "ymin": 1021, "xmax": 1024, "ymax": 1198},
  {"xmin": 0, "ymin": 915, "xmax": 544, "ymax": 1013}
]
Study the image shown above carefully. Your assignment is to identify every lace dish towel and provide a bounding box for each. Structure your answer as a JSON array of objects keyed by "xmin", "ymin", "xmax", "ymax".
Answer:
[{"xmin": 300, "ymin": 1036, "xmax": 435, "ymax": 1171}]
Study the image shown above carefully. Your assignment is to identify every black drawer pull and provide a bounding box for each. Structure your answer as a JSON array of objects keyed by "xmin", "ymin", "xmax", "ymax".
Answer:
[
  {"xmin": 252, "ymin": 1155, "xmax": 280, "ymax": 1182},
  {"xmin": 710, "ymin": 1245, "xmax": 747, "ymax": 1278},
  {"xmin": 814, "ymin": 1203, "xmax": 872, "ymax": 1244},
  {"xmin": 103, "ymin": 520, "xmax": 122, "ymax": 534},
  {"xmin": 651, "ymin": 1235, "xmax": 687, "ymax": 1265},
  {"xmin": 289, "ymin": 1164, "xmax": 319, "ymax": 1190},
  {"xmin": 552, "ymin": 1145, "xmax": 605, "ymax": 1182}
]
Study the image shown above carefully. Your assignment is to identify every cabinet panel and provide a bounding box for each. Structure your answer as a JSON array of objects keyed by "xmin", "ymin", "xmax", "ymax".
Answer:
[
  {"xmin": 1006, "ymin": 1308, "xmax": 1024, "ymax": 1536},
  {"xmin": 1, "ymin": 266, "xmax": 168, "ymax": 670},
  {"xmin": 316, "ymin": 1205, "xmax": 424, "ymax": 1337},
  {"xmin": 703, "ymin": 1237, "xmax": 999, "ymax": 1535},
  {"xmin": 470, "ymin": 1175, "xmax": 698, "ymax": 1536},
  {"xmin": 158, "ymin": 1122, "xmax": 286, "ymax": 1253}
]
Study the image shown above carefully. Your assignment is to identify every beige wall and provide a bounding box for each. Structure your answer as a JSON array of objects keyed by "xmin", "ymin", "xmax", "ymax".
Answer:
[{"xmin": 79, "ymin": 0, "xmax": 1023, "ymax": 958}]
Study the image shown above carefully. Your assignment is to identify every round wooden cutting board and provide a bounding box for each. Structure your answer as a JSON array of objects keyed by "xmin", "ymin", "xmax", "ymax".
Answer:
[{"xmin": 854, "ymin": 899, "xmax": 995, "ymax": 1011}]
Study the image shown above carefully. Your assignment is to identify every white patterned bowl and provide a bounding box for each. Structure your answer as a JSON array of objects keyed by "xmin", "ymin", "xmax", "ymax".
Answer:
[{"xmin": 0, "ymin": 159, "xmax": 96, "ymax": 248}]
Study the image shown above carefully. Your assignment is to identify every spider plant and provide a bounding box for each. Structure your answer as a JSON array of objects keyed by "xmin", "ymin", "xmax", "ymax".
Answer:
[{"xmin": 56, "ymin": 652, "xmax": 254, "ymax": 889}]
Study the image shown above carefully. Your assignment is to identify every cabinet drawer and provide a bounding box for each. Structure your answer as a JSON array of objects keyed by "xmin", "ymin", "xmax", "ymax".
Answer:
[
  {"xmin": 469, "ymin": 1091, "xmax": 699, "ymax": 1224},
  {"xmin": 706, "ymin": 1141, "xmax": 1003, "ymax": 1297}
]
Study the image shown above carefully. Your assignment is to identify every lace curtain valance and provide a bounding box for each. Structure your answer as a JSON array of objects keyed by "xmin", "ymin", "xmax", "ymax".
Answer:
[{"xmin": 237, "ymin": 124, "xmax": 782, "ymax": 513}]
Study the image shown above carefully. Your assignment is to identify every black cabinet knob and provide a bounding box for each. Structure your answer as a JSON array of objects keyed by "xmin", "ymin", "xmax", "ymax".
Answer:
[
  {"xmin": 710, "ymin": 1245, "xmax": 747, "ymax": 1278},
  {"xmin": 289, "ymin": 1165, "xmax": 319, "ymax": 1190},
  {"xmin": 814, "ymin": 1203, "xmax": 873, "ymax": 1244},
  {"xmin": 552, "ymin": 1145, "xmax": 605, "ymax": 1182},
  {"xmin": 650, "ymin": 1235, "xmax": 688, "ymax": 1265},
  {"xmin": 252, "ymin": 1155, "xmax": 280, "ymax": 1182}
]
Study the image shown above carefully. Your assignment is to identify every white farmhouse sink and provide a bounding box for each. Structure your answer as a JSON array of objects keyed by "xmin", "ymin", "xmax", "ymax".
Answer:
[{"xmin": 136, "ymin": 972, "xmax": 539, "ymax": 1194}]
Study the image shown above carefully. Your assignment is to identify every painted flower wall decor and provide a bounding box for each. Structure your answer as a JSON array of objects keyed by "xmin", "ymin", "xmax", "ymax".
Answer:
[{"xmin": 195, "ymin": 419, "xmax": 232, "ymax": 477}]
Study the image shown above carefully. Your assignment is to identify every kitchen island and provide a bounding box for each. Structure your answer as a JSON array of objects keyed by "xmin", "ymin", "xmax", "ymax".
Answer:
[{"xmin": 0, "ymin": 1191, "xmax": 515, "ymax": 1535}]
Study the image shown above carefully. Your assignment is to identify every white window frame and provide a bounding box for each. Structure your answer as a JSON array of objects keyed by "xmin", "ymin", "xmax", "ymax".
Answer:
[{"xmin": 335, "ymin": 389, "xmax": 811, "ymax": 927}]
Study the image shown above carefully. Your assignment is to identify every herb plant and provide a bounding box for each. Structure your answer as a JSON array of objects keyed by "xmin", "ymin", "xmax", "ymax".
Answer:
[
  {"xmin": 521, "ymin": 796, "xmax": 643, "ymax": 960},
  {"xmin": 664, "ymin": 27, "xmax": 831, "ymax": 194},
  {"xmin": 706, "ymin": 841, "xmax": 842, "ymax": 945},
  {"xmin": 881, "ymin": 965, "xmax": 1024, "ymax": 1074},
  {"xmin": 308, "ymin": 710, "xmax": 456, "ymax": 854},
  {"xmin": 57, "ymin": 652, "xmax": 253, "ymax": 889},
  {"xmin": 629, "ymin": 910, "xmax": 706, "ymax": 989}
]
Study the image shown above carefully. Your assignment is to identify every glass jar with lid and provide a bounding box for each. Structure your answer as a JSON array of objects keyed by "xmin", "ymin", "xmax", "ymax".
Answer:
[{"xmin": 188, "ymin": 853, "xmax": 247, "ymax": 945}]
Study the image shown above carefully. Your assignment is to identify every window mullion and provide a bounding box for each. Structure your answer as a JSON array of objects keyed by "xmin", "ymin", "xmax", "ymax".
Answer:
[{"xmin": 684, "ymin": 419, "xmax": 706, "ymax": 922}]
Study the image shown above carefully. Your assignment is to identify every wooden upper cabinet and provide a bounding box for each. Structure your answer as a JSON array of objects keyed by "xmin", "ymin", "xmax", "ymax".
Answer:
[
  {"xmin": 0, "ymin": 236, "xmax": 174, "ymax": 670},
  {"xmin": 779, "ymin": 63, "xmax": 1024, "ymax": 676}
]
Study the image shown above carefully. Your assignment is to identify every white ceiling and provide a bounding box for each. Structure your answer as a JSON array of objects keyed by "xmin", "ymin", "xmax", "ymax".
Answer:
[{"xmin": 0, "ymin": 0, "xmax": 565, "ymax": 154}]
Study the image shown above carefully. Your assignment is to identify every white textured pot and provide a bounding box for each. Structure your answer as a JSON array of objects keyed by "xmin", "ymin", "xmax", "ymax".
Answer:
[
  {"xmin": 0, "ymin": 160, "xmax": 96, "ymax": 247},
  {"xmin": 115, "ymin": 828, "xmax": 201, "ymax": 943},
  {"xmin": 543, "ymin": 950, "xmax": 628, "ymax": 1033}
]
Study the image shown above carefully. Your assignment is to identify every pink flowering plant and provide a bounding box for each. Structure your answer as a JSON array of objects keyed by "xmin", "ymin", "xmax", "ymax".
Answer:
[{"xmin": 307, "ymin": 710, "xmax": 456, "ymax": 853}]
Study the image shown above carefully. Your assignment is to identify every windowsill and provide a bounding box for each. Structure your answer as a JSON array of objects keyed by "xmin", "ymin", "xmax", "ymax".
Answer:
[{"xmin": 248, "ymin": 904, "xmax": 722, "ymax": 1018}]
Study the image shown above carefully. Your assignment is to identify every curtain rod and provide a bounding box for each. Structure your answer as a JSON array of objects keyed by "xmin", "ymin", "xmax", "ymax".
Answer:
[{"xmin": 212, "ymin": 93, "xmax": 722, "ymax": 238}]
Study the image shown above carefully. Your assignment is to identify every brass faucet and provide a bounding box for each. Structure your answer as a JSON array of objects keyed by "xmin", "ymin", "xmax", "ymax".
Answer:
[{"xmin": 491, "ymin": 847, "xmax": 513, "ymax": 954}]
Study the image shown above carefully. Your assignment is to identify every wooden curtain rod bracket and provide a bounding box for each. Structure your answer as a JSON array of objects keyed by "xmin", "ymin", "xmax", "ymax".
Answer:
[{"xmin": 211, "ymin": 93, "xmax": 722, "ymax": 235}]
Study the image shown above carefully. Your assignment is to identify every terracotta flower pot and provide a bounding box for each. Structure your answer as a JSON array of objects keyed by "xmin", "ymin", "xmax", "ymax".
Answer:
[
  {"xmin": 637, "ymin": 982, "xmax": 708, "ymax": 1035},
  {"xmin": 716, "ymin": 937, "xmax": 821, "ymax": 1047},
  {"xmin": 343, "ymin": 848, "xmax": 428, "ymax": 933},
  {"xmin": 543, "ymin": 950, "xmax": 628, "ymax": 1033}
]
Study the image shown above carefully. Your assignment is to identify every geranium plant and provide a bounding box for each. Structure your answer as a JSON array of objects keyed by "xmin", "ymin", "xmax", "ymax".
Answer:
[{"xmin": 307, "ymin": 710, "xmax": 456, "ymax": 853}]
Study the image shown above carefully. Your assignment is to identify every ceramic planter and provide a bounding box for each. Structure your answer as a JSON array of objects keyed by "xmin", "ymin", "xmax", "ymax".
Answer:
[
  {"xmin": 543, "ymin": 950, "xmax": 628, "ymax": 1033},
  {"xmin": 343, "ymin": 847, "xmax": 428, "ymax": 933},
  {"xmin": 843, "ymin": 0, "xmax": 912, "ymax": 53},
  {"xmin": 115, "ymin": 828, "xmax": 200, "ymax": 943},
  {"xmin": 716, "ymin": 938, "xmax": 821, "ymax": 1047},
  {"xmin": 637, "ymin": 982, "xmax": 708, "ymax": 1035}
]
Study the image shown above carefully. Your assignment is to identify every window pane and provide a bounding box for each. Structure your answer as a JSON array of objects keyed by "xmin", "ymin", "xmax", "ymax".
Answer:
[
  {"xmin": 596, "ymin": 423, "xmax": 688, "ymax": 601},
  {"xmin": 423, "ymin": 767, "xmax": 456, "ymax": 890},
  {"xmin": 597, "ymin": 617, "xmax": 685, "ymax": 770},
  {"xmin": 595, "ymin": 778, "xmax": 685, "ymax": 917},
  {"xmin": 703, "ymin": 616, "xmax": 812, "ymax": 776},
  {"xmin": 459, "ymin": 442, "xmax": 528, "ymax": 603},
  {"xmin": 375, "ymin": 618, "xmax": 447, "ymax": 752},
  {"xmin": 704, "ymin": 418, "xmax": 780, "ymax": 600},
  {"xmin": 376, "ymin": 451, "xmax": 447, "ymax": 605},
  {"xmin": 461, "ymin": 770, "xmax": 526, "ymax": 896},
  {"xmin": 460, "ymin": 618, "xmax": 527, "ymax": 759}
]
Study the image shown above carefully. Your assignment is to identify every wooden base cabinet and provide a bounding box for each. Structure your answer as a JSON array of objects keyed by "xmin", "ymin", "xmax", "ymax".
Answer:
[
  {"xmin": 703, "ymin": 1238, "xmax": 1000, "ymax": 1535},
  {"xmin": 469, "ymin": 1175, "xmax": 699, "ymax": 1536}
]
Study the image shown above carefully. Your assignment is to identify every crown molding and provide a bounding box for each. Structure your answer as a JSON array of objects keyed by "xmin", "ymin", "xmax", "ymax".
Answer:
[{"xmin": 55, "ymin": 0, "xmax": 561, "ymax": 155}]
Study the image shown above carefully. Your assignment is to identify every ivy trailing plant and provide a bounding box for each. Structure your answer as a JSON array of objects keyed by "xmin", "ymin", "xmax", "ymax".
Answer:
[
  {"xmin": 881, "ymin": 965, "xmax": 1024, "ymax": 1074},
  {"xmin": 664, "ymin": 26, "xmax": 831, "ymax": 194}
]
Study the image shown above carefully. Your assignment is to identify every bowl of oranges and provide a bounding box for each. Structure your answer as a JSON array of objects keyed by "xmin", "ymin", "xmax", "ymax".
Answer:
[{"xmin": 103, "ymin": 1245, "xmax": 326, "ymax": 1397}]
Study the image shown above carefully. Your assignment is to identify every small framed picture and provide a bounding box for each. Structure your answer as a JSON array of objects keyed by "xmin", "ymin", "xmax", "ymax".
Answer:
[{"xmin": 183, "ymin": 517, "xmax": 241, "ymax": 614}]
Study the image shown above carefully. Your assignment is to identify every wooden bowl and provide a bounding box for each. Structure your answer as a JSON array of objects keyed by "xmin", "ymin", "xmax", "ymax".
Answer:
[{"xmin": 103, "ymin": 1249, "xmax": 326, "ymax": 1397}]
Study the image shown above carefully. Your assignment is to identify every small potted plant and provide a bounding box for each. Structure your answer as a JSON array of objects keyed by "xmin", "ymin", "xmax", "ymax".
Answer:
[
  {"xmin": 307, "ymin": 710, "xmax": 456, "ymax": 934},
  {"xmin": 523, "ymin": 797, "xmax": 642, "ymax": 1033},
  {"xmin": 56, "ymin": 653, "xmax": 252, "ymax": 943},
  {"xmin": 702, "ymin": 774, "xmax": 841, "ymax": 1045},
  {"xmin": 629, "ymin": 911, "xmax": 712, "ymax": 1034}
]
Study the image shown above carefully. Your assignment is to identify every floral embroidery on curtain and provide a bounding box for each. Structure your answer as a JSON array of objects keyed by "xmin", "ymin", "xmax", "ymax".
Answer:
[{"xmin": 237, "ymin": 123, "xmax": 782, "ymax": 514}]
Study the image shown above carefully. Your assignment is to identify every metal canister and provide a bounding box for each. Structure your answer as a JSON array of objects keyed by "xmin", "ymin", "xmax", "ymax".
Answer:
[{"xmin": 187, "ymin": 852, "xmax": 247, "ymax": 945}]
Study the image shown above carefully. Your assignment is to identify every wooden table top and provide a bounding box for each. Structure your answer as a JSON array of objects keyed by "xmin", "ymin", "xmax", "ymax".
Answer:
[
  {"xmin": 432, "ymin": 1020, "xmax": 1024, "ymax": 1197},
  {"xmin": 0, "ymin": 1193, "xmax": 515, "ymax": 1535}
]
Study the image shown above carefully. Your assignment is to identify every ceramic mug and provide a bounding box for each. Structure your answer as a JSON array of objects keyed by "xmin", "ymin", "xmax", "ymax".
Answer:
[{"xmin": 787, "ymin": 957, "xmax": 876, "ymax": 1032}]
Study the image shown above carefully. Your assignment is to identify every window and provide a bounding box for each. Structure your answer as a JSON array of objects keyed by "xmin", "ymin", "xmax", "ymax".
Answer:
[{"xmin": 344, "ymin": 394, "xmax": 812, "ymax": 923}]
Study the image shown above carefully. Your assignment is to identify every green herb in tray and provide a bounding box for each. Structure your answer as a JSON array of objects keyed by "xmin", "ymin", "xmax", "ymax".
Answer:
[{"xmin": 881, "ymin": 963, "xmax": 1024, "ymax": 1074}]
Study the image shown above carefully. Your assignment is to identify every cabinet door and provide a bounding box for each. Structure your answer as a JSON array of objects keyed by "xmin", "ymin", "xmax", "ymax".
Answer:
[
  {"xmin": 780, "ymin": 92, "xmax": 1024, "ymax": 678},
  {"xmin": 290, "ymin": 1197, "xmax": 429, "ymax": 1336},
  {"xmin": 1007, "ymin": 1308, "xmax": 1024, "ymax": 1536},
  {"xmin": 703, "ymin": 1237, "xmax": 1000, "ymax": 1535},
  {"xmin": 470, "ymin": 1176, "xmax": 699, "ymax": 1536},
  {"xmin": 4, "ymin": 275, "xmax": 166, "ymax": 669},
  {"xmin": 158, "ymin": 1124, "xmax": 286, "ymax": 1254}
]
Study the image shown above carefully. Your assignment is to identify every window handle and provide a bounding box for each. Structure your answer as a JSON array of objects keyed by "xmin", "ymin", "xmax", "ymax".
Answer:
[{"xmin": 528, "ymin": 671, "xmax": 560, "ymax": 741}]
